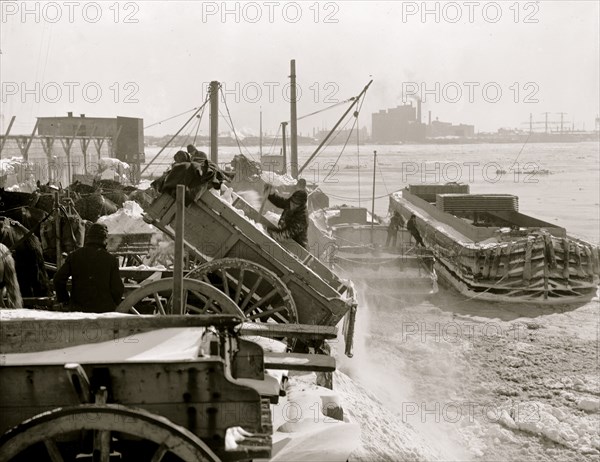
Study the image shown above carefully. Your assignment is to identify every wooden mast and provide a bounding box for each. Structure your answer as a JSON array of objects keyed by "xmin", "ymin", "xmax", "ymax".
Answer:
[
  {"xmin": 281, "ymin": 122, "xmax": 288, "ymax": 174},
  {"xmin": 259, "ymin": 107, "xmax": 263, "ymax": 157},
  {"xmin": 209, "ymin": 81, "xmax": 219, "ymax": 163},
  {"xmin": 370, "ymin": 150, "xmax": 377, "ymax": 245},
  {"xmin": 290, "ymin": 59, "xmax": 298, "ymax": 178}
]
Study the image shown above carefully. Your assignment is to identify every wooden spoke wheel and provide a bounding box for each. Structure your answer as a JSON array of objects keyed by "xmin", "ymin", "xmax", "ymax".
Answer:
[
  {"xmin": 0, "ymin": 404, "xmax": 220, "ymax": 462},
  {"xmin": 116, "ymin": 278, "xmax": 244, "ymax": 317},
  {"xmin": 186, "ymin": 258, "xmax": 298, "ymax": 325}
]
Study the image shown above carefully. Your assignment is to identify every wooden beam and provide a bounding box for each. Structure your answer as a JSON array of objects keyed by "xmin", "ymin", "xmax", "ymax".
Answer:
[
  {"xmin": 23, "ymin": 119, "xmax": 39, "ymax": 162},
  {"xmin": 240, "ymin": 322, "xmax": 338, "ymax": 341},
  {"xmin": 263, "ymin": 352, "xmax": 336, "ymax": 372},
  {"xmin": 0, "ymin": 314, "xmax": 243, "ymax": 354},
  {"xmin": 0, "ymin": 115, "xmax": 16, "ymax": 157},
  {"xmin": 173, "ymin": 185, "xmax": 186, "ymax": 315},
  {"xmin": 60, "ymin": 122, "xmax": 82, "ymax": 185}
]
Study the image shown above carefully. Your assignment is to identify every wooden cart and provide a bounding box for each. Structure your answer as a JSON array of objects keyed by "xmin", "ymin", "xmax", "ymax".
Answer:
[
  {"xmin": 0, "ymin": 310, "xmax": 274, "ymax": 462},
  {"xmin": 122, "ymin": 188, "xmax": 357, "ymax": 356}
]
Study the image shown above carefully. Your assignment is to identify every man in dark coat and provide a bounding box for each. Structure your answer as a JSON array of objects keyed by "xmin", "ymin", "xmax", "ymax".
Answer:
[
  {"xmin": 407, "ymin": 214, "xmax": 425, "ymax": 247},
  {"xmin": 264, "ymin": 184, "xmax": 308, "ymax": 249},
  {"xmin": 386, "ymin": 211, "xmax": 404, "ymax": 248},
  {"xmin": 54, "ymin": 223, "xmax": 124, "ymax": 312}
]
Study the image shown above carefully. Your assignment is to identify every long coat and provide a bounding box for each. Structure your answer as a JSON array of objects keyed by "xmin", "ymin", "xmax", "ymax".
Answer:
[
  {"xmin": 54, "ymin": 244, "xmax": 124, "ymax": 312},
  {"xmin": 267, "ymin": 193, "xmax": 308, "ymax": 248}
]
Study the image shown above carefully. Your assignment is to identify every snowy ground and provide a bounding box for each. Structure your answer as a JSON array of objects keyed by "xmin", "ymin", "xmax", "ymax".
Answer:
[{"xmin": 336, "ymin": 281, "xmax": 599, "ymax": 462}]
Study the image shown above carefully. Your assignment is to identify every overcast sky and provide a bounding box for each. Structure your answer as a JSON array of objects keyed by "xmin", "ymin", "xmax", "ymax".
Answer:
[{"xmin": 1, "ymin": 1, "xmax": 599, "ymax": 137}]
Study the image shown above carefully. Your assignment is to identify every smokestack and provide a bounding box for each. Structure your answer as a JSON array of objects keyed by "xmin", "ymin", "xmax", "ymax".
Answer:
[
  {"xmin": 67, "ymin": 112, "xmax": 73, "ymax": 117},
  {"xmin": 417, "ymin": 99, "xmax": 422, "ymax": 123},
  {"xmin": 428, "ymin": 110, "xmax": 432, "ymax": 125}
]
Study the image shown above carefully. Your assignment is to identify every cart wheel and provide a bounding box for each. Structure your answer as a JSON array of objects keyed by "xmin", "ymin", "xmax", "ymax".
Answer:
[
  {"xmin": 0, "ymin": 404, "xmax": 221, "ymax": 462},
  {"xmin": 187, "ymin": 258, "xmax": 298, "ymax": 324},
  {"xmin": 116, "ymin": 278, "xmax": 244, "ymax": 317}
]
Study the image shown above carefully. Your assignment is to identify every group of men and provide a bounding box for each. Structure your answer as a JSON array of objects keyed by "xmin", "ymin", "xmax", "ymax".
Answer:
[
  {"xmin": 386, "ymin": 211, "xmax": 425, "ymax": 248},
  {"xmin": 52, "ymin": 149, "xmax": 311, "ymax": 313}
]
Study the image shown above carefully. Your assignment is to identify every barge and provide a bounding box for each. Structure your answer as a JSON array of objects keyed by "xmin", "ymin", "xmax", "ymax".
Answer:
[{"xmin": 389, "ymin": 184, "xmax": 599, "ymax": 304}]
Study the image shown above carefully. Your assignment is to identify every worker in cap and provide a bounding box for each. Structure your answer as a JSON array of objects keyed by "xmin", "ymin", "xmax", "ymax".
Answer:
[
  {"xmin": 173, "ymin": 150, "xmax": 191, "ymax": 163},
  {"xmin": 54, "ymin": 222, "xmax": 124, "ymax": 313},
  {"xmin": 263, "ymin": 184, "xmax": 308, "ymax": 249},
  {"xmin": 187, "ymin": 144, "xmax": 208, "ymax": 162}
]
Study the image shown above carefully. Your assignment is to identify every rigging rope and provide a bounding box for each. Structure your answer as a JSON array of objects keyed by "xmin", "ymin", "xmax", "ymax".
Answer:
[
  {"xmin": 219, "ymin": 87, "xmax": 256, "ymax": 161},
  {"xmin": 322, "ymin": 94, "xmax": 366, "ymax": 184},
  {"xmin": 144, "ymin": 107, "xmax": 202, "ymax": 130},
  {"xmin": 140, "ymin": 94, "xmax": 211, "ymax": 176},
  {"xmin": 192, "ymin": 104, "xmax": 207, "ymax": 145},
  {"xmin": 293, "ymin": 98, "xmax": 353, "ymax": 123}
]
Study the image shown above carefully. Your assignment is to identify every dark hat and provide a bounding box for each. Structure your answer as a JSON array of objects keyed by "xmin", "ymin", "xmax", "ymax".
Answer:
[
  {"xmin": 186, "ymin": 144, "xmax": 198, "ymax": 154},
  {"xmin": 85, "ymin": 222, "xmax": 108, "ymax": 246},
  {"xmin": 192, "ymin": 151, "xmax": 208, "ymax": 161},
  {"xmin": 174, "ymin": 150, "xmax": 191, "ymax": 163},
  {"xmin": 290, "ymin": 190, "xmax": 308, "ymax": 205}
]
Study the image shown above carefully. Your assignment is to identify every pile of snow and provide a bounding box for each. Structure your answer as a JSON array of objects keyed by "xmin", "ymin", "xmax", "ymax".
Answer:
[
  {"xmin": 0, "ymin": 157, "xmax": 37, "ymax": 192},
  {"xmin": 499, "ymin": 400, "xmax": 600, "ymax": 454},
  {"xmin": 98, "ymin": 201, "xmax": 157, "ymax": 235},
  {"xmin": 97, "ymin": 157, "xmax": 131, "ymax": 183},
  {"xmin": 143, "ymin": 233, "xmax": 174, "ymax": 268}
]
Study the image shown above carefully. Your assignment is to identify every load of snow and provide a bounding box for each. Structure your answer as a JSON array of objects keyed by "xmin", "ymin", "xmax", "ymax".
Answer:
[
  {"xmin": 261, "ymin": 171, "xmax": 296, "ymax": 187},
  {"xmin": 0, "ymin": 157, "xmax": 37, "ymax": 192},
  {"xmin": 97, "ymin": 157, "xmax": 131, "ymax": 183},
  {"xmin": 98, "ymin": 201, "xmax": 158, "ymax": 235}
]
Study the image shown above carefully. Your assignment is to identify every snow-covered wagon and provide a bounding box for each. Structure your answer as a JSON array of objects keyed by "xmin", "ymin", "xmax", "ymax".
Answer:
[{"xmin": 0, "ymin": 310, "xmax": 277, "ymax": 461}]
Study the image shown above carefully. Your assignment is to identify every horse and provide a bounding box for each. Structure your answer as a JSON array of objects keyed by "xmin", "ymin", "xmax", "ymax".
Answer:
[
  {"xmin": 0, "ymin": 188, "xmax": 35, "ymax": 210},
  {"xmin": 0, "ymin": 242, "xmax": 23, "ymax": 308},
  {"xmin": 0, "ymin": 218, "xmax": 51, "ymax": 298},
  {"xmin": 74, "ymin": 192, "xmax": 118, "ymax": 222}
]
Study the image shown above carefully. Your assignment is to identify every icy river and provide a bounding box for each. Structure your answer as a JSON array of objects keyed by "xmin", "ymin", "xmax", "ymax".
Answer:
[{"xmin": 145, "ymin": 141, "xmax": 599, "ymax": 461}]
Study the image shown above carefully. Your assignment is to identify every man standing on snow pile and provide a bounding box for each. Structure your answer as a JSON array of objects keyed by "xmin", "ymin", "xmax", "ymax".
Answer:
[{"xmin": 263, "ymin": 183, "xmax": 309, "ymax": 249}]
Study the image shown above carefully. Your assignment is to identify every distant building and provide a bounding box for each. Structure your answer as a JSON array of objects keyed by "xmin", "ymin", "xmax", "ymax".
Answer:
[
  {"xmin": 371, "ymin": 103, "xmax": 426, "ymax": 143},
  {"xmin": 315, "ymin": 127, "xmax": 369, "ymax": 144},
  {"xmin": 426, "ymin": 118, "xmax": 475, "ymax": 138},
  {"xmin": 37, "ymin": 113, "xmax": 144, "ymax": 163}
]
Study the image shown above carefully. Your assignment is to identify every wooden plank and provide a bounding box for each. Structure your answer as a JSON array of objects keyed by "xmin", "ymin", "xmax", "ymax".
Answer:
[
  {"xmin": 0, "ymin": 314, "xmax": 242, "ymax": 354},
  {"xmin": 240, "ymin": 322, "xmax": 338, "ymax": 341},
  {"xmin": 562, "ymin": 238, "xmax": 571, "ymax": 282},
  {"xmin": 0, "ymin": 115, "xmax": 16, "ymax": 156},
  {"xmin": 490, "ymin": 246, "xmax": 502, "ymax": 279},
  {"xmin": 523, "ymin": 239, "xmax": 533, "ymax": 283},
  {"xmin": 264, "ymin": 352, "xmax": 336, "ymax": 372}
]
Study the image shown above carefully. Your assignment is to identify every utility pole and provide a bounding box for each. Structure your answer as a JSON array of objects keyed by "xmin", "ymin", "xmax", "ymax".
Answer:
[
  {"xmin": 556, "ymin": 112, "xmax": 567, "ymax": 134},
  {"xmin": 289, "ymin": 59, "xmax": 298, "ymax": 178},
  {"xmin": 541, "ymin": 112, "xmax": 550, "ymax": 134}
]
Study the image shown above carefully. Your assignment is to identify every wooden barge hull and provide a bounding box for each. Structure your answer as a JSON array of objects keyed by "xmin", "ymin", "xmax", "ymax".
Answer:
[
  {"xmin": 389, "ymin": 190, "xmax": 600, "ymax": 304},
  {"xmin": 308, "ymin": 208, "xmax": 438, "ymax": 296}
]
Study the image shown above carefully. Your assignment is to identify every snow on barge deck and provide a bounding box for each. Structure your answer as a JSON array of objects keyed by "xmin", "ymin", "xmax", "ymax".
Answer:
[{"xmin": 389, "ymin": 184, "xmax": 599, "ymax": 304}]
